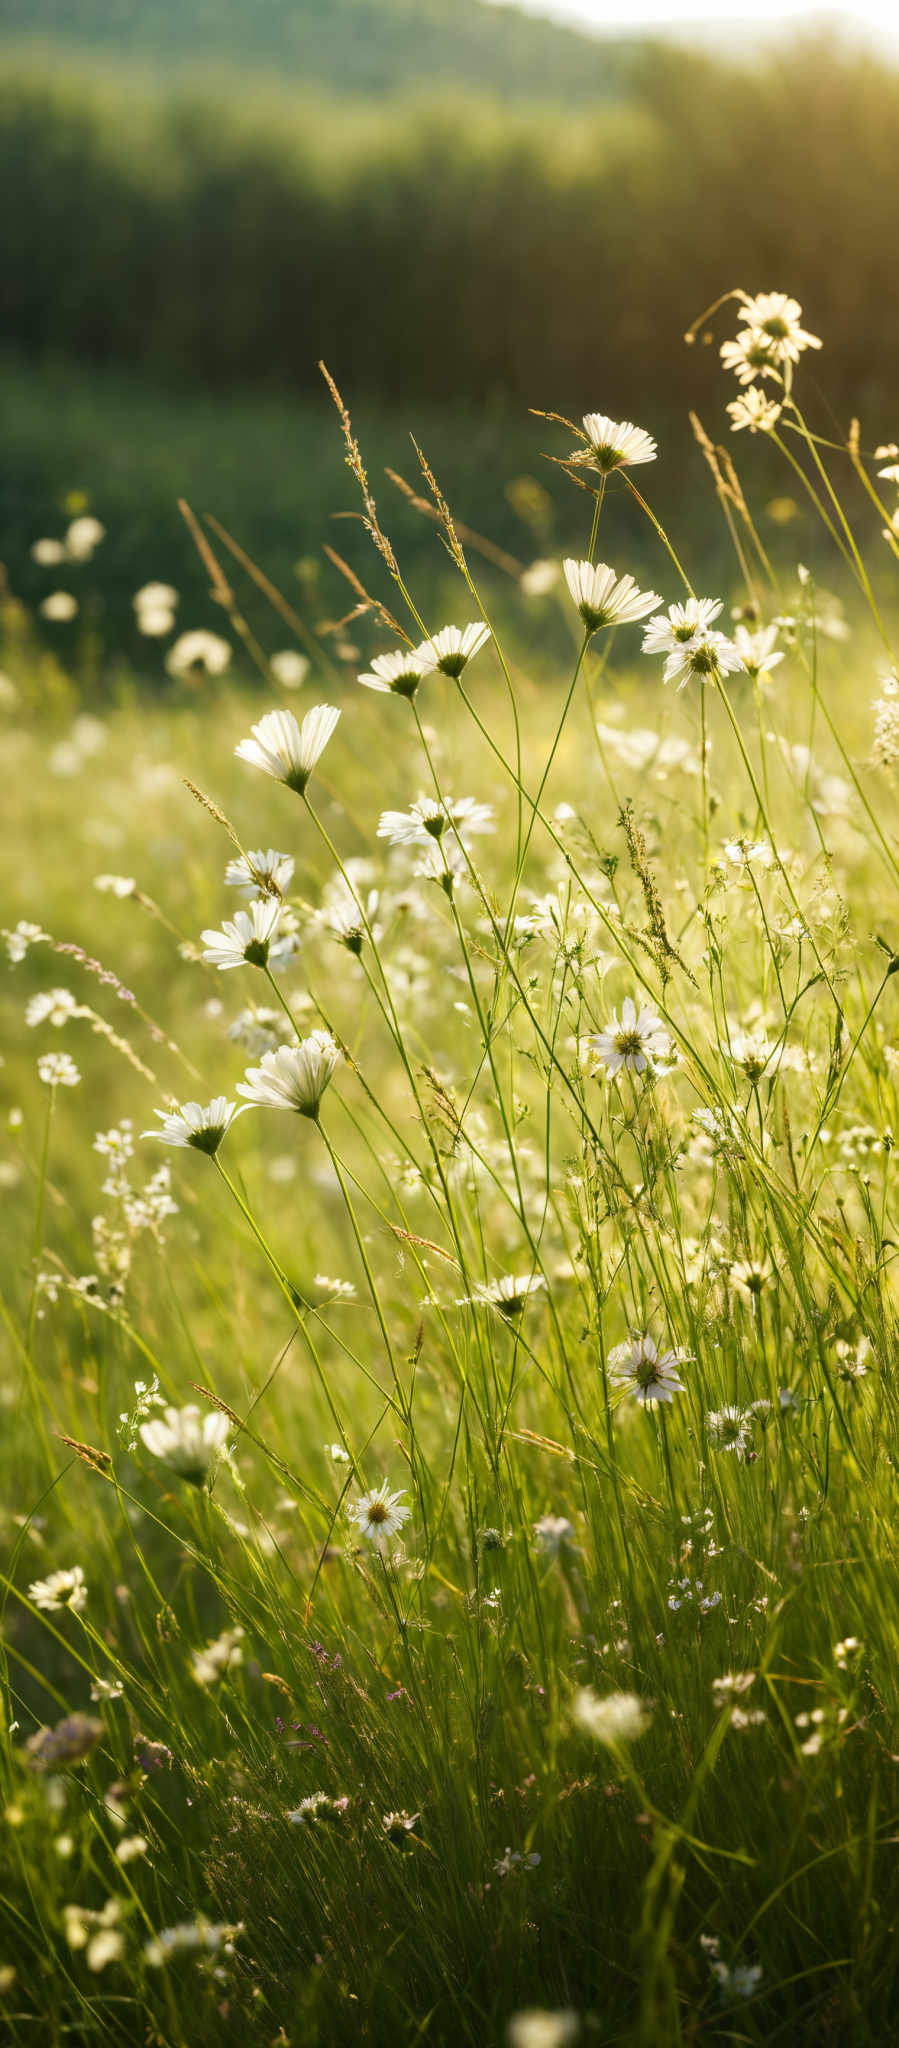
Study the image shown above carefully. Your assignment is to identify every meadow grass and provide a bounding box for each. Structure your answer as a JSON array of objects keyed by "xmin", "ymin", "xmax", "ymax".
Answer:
[{"xmin": 3, "ymin": 305, "xmax": 899, "ymax": 2046}]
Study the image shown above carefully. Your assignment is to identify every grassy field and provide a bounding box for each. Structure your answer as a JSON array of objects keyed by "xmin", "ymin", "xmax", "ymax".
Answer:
[{"xmin": 3, "ymin": 318, "xmax": 899, "ymax": 2045}]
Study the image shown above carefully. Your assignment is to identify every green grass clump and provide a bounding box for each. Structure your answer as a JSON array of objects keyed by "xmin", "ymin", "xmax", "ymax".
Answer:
[{"xmin": 2, "ymin": 307, "xmax": 899, "ymax": 2045}]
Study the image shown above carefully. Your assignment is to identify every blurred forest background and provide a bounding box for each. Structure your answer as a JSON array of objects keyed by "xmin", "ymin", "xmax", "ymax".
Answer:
[{"xmin": 2, "ymin": 0, "xmax": 898, "ymax": 662}]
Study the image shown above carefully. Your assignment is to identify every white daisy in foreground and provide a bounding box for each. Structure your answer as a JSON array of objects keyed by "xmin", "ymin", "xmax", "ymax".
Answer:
[
  {"xmin": 224, "ymin": 848, "xmax": 295, "ymax": 898},
  {"xmin": 462, "ymin": 1272, "xmax": 546, "ymax": 1318},
  {"xmin": 737, "ymin": 290, "xmax": 822, "ymax": 364},
  {"xmin": 139, "ymin": 1404, "xmax": 230, "ymax": 1484},
  {"xmin": 270, "ymin": 649, "xmax": 309, "ymax": 689},
  {"xmin": 642, "ymin": 597, "xmax": 723, "ymax": 656},
  {"xmin": 416, "ymin": 622, "xmax": 492, "ymax": 680},
  {"xmin": 727, "ymin": 387, "xmax": 783, "ymax": 435},
  {"xmin": 607, "ymin": 1333, "xmax": 686, "ymax": 1405},
  {"xmin": 357, "ymin": 648, "xmax": 427, "ymax": 698},
  {"xmin": 237, "ymin": 1031, "xmax": 340, "ymax": 1118},
  {"xmin": 348, "ymin": 1480, "xmax": 411, "ymax": 1551},
  {"xmin": 37, "ymin": 1052, "xmax": 81, "ymax": 1088},
  {"xmin": 165, "ymin": 630, "xmax": 231, "ymax": 678},
  {"xmin": 143, "ymin": 1097, "xmax": 242, "ymax": 1156},
  {"xmin": 377, "ymin": 796, "xmax": 494, "ymax": 848},
  {"xmin": 563, "ymin": 560, "xmax": 661, "ymax": 636},
  {"xmin": 573, "ymin": 1687, "xmax": 653, "ymax": 1745},
  {"xmin": 235, "ymin": 705, "xmax": 339, "ymax": 793},
  {"xmin": 571, "ymin": 411, "xmax": 657, "ymax": 473},
  {"xmin": 507, "ymin": 2010, "xmax": 580, "ymax": 2048},
  {"xmin": 27, "ymin": 1566, "xmax": 88, "ymax": 1614},
  {"xmin": 588, "ymin": 996, "xmax": 669, "ymax": 1078},
  {"xmin": 25, "ymin": 988, "xmax": 79, "ymax": 1029},
  {"xmin": 40, "ymin": 591, "xmax": 78, "ymax": 622},
  {"xmin": 201, "ymin": 897, "xmax": 282, "ymax": 971}
]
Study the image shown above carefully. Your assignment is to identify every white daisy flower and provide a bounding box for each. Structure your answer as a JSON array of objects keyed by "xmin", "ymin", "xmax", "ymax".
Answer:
[
  {"xmin": 563, "ymin": 560, "xmax": 661, "ymax": 636},
  {"xmin": 520, "ymin": 559, "xmax": 560, "ymax": 597},
  {"xmin": 534, "ymin": 1514, "xmax": 575, "ymax": 1555},
  {"xmin": 134, "ymin": 582, "xmax": 178, "ymax": 611},
  {"xmin": 727, "ymin": 1030, "xmax": 775, "ymax": 1083},
  {"xmin": 143, "ymin": 1097, "xmax": 242, "ymax": 1155},
  {"xmin": 737, "ymin": 290, "xmax": 822, "ymax": 363},
  {"xmin": 461, "ymin": 1272, "xmax": 546, "ymax": 1317},
  {"xmin": 235, "ymin": 705, "xmax": 340, "ymax": 792},
  {"xmin": 65, "ymin": 516, "xmax": 106, "ymax": 561},
  {"xmin": 416, "ymin": 623, "xmax": 492, "ymax": 680},
  {"xmin": 607, "ymin": 1334, "xmax": 686, "ymax": 1406},
  {"xmin": 642, "ymin": 598, "xmax": 724, "ymax": 655},
  {"xmin": 37, "ymin": 1052, "xmax": 81, "ymax": 1088},
  {"xmin": 237, "ymin": 1031, "xmax": 340, "ymax": 1118},
  {"xmin": 727, "ymin": 387, "xmax": 783, "ymax": 434},
  {"xmin": 139, "ymin": 1404, "xmax": 230, "ymax": 1483},
  {"xmin": 200, "ymin": 897, "xmax": 283, "ymax": 971},
  {"xmin": 573, "ymin": 1687, "xmax": 653, "ymax": 1744},
  {"xmin": 588, "ymin": 996, "xmax": 669, "ymax": 1077},
  {"xmin": 93, "ymin": 874, "xmax": 136, "ymax": 897},
  {"xmin": 660, "ymin": 633, "xmax": 744, "ymax": 691},
  {"xmin": 357, "ymin": 648, "xmax": 428, "ymax": 698},
  {"xmin": 165, "ymin": 630, "xmax": 231, "ymax": 678},
  {"xmin": 720, "ymin": 329, "xmax": 781, "ymax": 385},
  {"xmin": 347, "ymin": 1479, "xmax": 411, "ymax": 1551},
  {"xmin": 571, "ymin": 412, "xmax": 657, "ymax": 472},
  {"xmin": 732, "ymin": 624, "xmax": 783, "ymax": 681},
  {"xmin": 31, "ymin": 538, "xmax": 66, "ymax": 566},
  {"xmin": 25, "ymin": 988, "xmax": 79, "ymax": 1029},
  {"xmin": 877, "ymin": 463, "xmax": 899, "ymax": 485},
  {"xmin": 224, "ymin": 848, "xmax": 295, "ymax": 898},
  {"xmin": 28, "ymin": 1566, "xmax": 88, "ymax": 1614},
  {"xmin": 706, "ymin": 1406, "xmax": 753, "ymax": 1458},
  {"xmin": 377, "ymin": 796, "xmax": 494, "ymax": 848},
  {"xmin": 270, "ymin": 650, "xmax": 309, "ymax": 689},
  {"xmin": 40, "ymin": 592, "xmax": 78, "ymax": 622}
]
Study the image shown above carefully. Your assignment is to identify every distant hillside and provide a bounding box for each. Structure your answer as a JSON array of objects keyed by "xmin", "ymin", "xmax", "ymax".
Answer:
[{"xmin": 0, "ymin": 0, "xmax": 637, "ymax": 102}]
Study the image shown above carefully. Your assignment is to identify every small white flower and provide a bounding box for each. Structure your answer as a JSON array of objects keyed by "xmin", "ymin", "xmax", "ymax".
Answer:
[
  {"xmin": 65, "ymin": 516, "xmax": 106, "ymax": 561},
  {"xmin": 143, "ymin": 1096, "xmax": 242, "ymax": 1155},
  {"xmin": 706, "ymin": 1407, "xmax": 753, "ymax": 1458},
  {"xmin": 357, "ymin": 648, "xmax": 428, "ymax": 698},
  {"xmin": 608, "ymin": 1334, "xmax": 686, "ymax": 1406},
  {"xmin": 732, "ymin": 623, "xmax": 783, "ymax": 681},
  {"xmin": 139, "ymin": 1404, "xmax": 230, "ymax": 1483},
  {"xmin": 571, "ymin": 412, "xmax": 657, "ymax": 472},
  {"xmin": 563, "ymin": 559, "xmax": 661, "ymax": 635},
  {"xmin": 40, "ymin": 592, "xmax": 78, "ymax": 622},
  {"xmin": 237, "ymin": 1031, "xmax": 340, "ymax": 1118},
  {"xmin": 223, "ymin": 848, "xmax": 295, "ymax": 898},
  {"xmin": 588, "ymin": 996, "xmax": 669, "ymax": 1078},
  {"xmin": 270, "ymin": 650, "xmax": 309, "ymax": 689},
  {"xmin": 191, "ymin": 1625, "xmax": 245, "ymax": 1685},
  {"xmin": 727, "ymin": 386, "xmax": 783, "ymax": 434},
  {"xmin": 461, "ymin": 1272, "xmax": 546, "ymax": 1317},
  {"xmin": 416, "ymin": 623, "xmax": 492, "ymax": 680},
  {"xmin": 200, "ymin": 898, "xmax": 283, "ymax": 971},
  {"xmin": 660, "ymin": 632, "xmax": 744, "ymax": 691},
  {"xmin": 377, "ymin": 796, "xmax": 494, "ymax": 848},
  {"xmin": 31, "ymin": 538, "xmax": 66, "ymax": 566},
  {"xmin": 165, "ymin": 630, "xmax": 231, "ymax": 678},
  {"xmin": 134, "ymin": 582, "xmax": 178, "ymax": 611},
  {"xmin": 93, "ymin": 873, "xmax": 136, "ymax": 897},
  {"xmin": 727, "ymin": 1029, "xmax": 775, "ymax": 1083},
  {"xmin": 115, "ymin": 1834, "xmax": 148, "ymax": 1864},
  {"xmin": 507, "ymin": 2011, "xmax": 579, "ymax": 2048},
  {"xmin": 737, "ymin": 290, "xmax": 821, "ymax": 364},
  {"xmin": 348, "ymin": 1480, "xmax": 411, "ymax": 1551},
  {"xmin": 720, "ymin": 329, "xmax": 781, "ymax": 384},
  {"xmin": 25, "ymin": 989, "xmax": 78, "ymax": 1029},
  {"xmin": 28, "ymin": 1566, "xmax": 88, "ymax": 1613},
  {"xmin": 37, "ymin": 1052, "xmax": 81, "ymax": 1088},
  {"xmin": 235, "ymin": 705, "xmax": 340, "ymax": 792},
  {"xmin": 534, "ymin": 1515, "xmax": 575, "ymax": 1555},
  {"xmin": 520, "ymin": 559, "xmax": 560, "ymax": 597},
  {"xmin": 573, "ymin": 1687, "xmax": 652, "ymax": 1745},
  {"xmin": 642, "ymin": 598, "xmax": 723, "ymax": 655}
]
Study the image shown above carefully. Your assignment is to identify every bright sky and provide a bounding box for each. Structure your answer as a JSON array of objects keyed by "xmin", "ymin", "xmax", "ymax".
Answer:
[{"xmin": 488, "ymin": 0, "xmax": 898, "ymax": 45}]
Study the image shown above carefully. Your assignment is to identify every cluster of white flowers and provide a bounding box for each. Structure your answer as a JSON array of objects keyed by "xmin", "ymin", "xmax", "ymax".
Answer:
[
  {"xmin": 358, "ymin": 623, "xmax": 491, "ymax": 697},
  {"xmin": 190, "ymin": 1624, "xmax": 245, "ymax": 1686}
]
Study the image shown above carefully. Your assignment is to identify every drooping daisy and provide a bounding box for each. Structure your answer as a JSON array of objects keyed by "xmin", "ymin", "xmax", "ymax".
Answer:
[
  {"xmin": 642, "ymin": 598, "xmax": 723, "ymax": 656},
  {"xmin": 348, "ymin": 1480, "xmax": 411, "ymax": 1551},
  {"xmin": 28, "ymin": 1566, "xmax": 88, "ymax": 1614},
  {"xmin": 200, "ymin": 897, "xmax": 282, "ymax": 971},
  {"xmin": 235, "ymin": 705, "xmax": 340, "ymax": 793},
  {"xmin": 377, "ymin": 796, "xmax": 494, "ymax": 848},
  {"xmin": 416, "ymin": 623, "xmax": 492, "ymax": 680},
  {"xmin": 737, "ymin": 291, "xmax": 822, "ymax": 364},
  {"xmin": 571, "ymin": 412, "xmax": 657, "ymax": 473},
  {"xmin": 660, "ymin": 632, "xmax": 745, "ymax": 692},
  {"xmin": 139, "ymin": 1404, "xmax": 230, "ymax": 1483},
  {"xmin": 237, "ymin": 1031, "xmax": 341, "ymax": 1118},
  {"xmin": 223, "ymin": 848, "xmax": 295, "ymax": 898},
  {"xmin": 143, "ymin": 1097, "xmax": 242, "ymax": 1156},
  {"xmin": 357, "ymin": 648, "xmax": 428, "ymax": 698},
  {"xmin": 165, "ymin": 630, "xmax": 231, "ymax": 678},
  {"xmin": 727, "ymin": 387, "xmax": 783, "ymax": 435},
  {"xmin": 37, "ymin": 1052, "xmax": 81, "ymax": 1088},
  {"xmin": 564, "ymin": 560, "xmax": 661, "ymax": 636},
  {"xmin": 588, "ymin": 996, "xmax": 669, "ymax": 1078},
  {"xmin": 573, "ymin": 1687, "xmax": 653, "ymax": 1744},
  {"xmin": 607, "ymin": 1333, "xmax": 686, "ymax": 1406}
]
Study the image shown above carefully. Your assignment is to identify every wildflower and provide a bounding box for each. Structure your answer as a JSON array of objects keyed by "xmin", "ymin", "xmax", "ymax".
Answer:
[
  {"xmin": 521, "ymin": 559, "xmax": 560, "ymax": 597},
  {"xmin": 357, "ymin": 648, "xmax": 428, "ymax": 698},
  {"xmin": 26, "ymin": 1714, "xmax": 103, "ymax": 1768},
  {"xmin": 237, "ymin": 1031, "xmax": 340, "ymax": 1118},
  {"xmin": 93, "ymin": 873, "xmax": 136, "ymax": 898},
  {"xmin": 727, "ymin": 387, "xmax": 783, "ymax": 434},
  {"xmin": 144, "ymin": 1918, "xmax": 243, "ymax": 1967},
  {"xmin": 729, "ymin": 1257, "xmax": 773, "ymax": 1301},
  {"xmin": 139, "ymin": 1404, "xmax": 230, "ymax": 1484},
  {"xmin": 25, "ymin": 988, "xmax": 78, "ymax": 1029},
  {"xmin": 462, "ymin": 1272, "xmax": 546, "ymax": 1317},
  {"xmin": 563, "ymin": 559, "xmax": 661, "ymax": 635},
  {"xmin": 706, "ymin": 1407, "xmax": 752, "ymax": 1458},
  {"xmin": 702, "ymin": 1935, "xmax": 762, "ymax": 2001},
  {"xmin": 608, "ymin": 1334, "xmax": 686, "ymax": 1406},
  {"xmin": 416, "ymin": 622, "xmax": 492, "ymax": 679},
  {"xmin": 873, "ymin": 692, "xmax": 899, "ymax": 767},
  {"xmin": 143, "ymin": 1097, "xmax": 241, "ymax": 1156},
  {"xmin": 720, "ymin": 329, "xmax": 781, "ymax": 384},
  {"xmin": 5, "ymin": 920, "xmax": 49, "ymax": 963},
  {"xmin": 165, "ymin": 630, "xmax": 231, "ymax": 678},
  {"xmin": 377, "ymin": 796, "xmax": 494, "ymax": 848},
  {"xmin": 732, "ymin": 623, "xmax": 783, "ymax": 682},
  {"xmin": 642, "ymin": 598, "xmax": 723, "ymax": 656},
  {"xmin": 28, "ymin": 1566, "xmax": 87, "ymax": 1614},
  {"xmin": 728, "ymin": 1029, "xmax": 775, "ymax": 1084},
  {"xmin": 270, "ymin": 650, "xmax": 309, "ymax": 689},
  {"xmin": 382, "ymin": 1809, "xmax": 420, "ymax": 1841},
  {"xmin": 711, "ymin": 1672, "xmax": 756, "ymax": 1704},
  {"xmin": 200, "ymin": 898, "xmax": 283, "ymax": 971},
  {"xmin": 65, "ymin": 515, "xmax": 105, "ymax": 560},
  {"xmin": 534, "ymin": 1515, "xmax": 575, "ymax": 1555},
  {"xmin": 134, "ymin": 582, "xmax": 177, "ymax": 611},
  {"xmin": 64, "ymin": 1899, "xmax": 124, "ymax": 1971},
  {"xmin": 573, "ymin": 1687, "xmax": 652, "ymax": 1745},
  {"xmin": 348, "ymin": 1480, "xmax": 411, "ymax": 1551},
  {"xmin": 834, "ymin": 1636, "xmax": 862, "ymax": 1669},
  {"xmin": 588, "ymin": 996, "xmax": 669, "ymax": 1078},
  {"xmin": 90, "ymin": 1677, "xmax": 124, "ymax": 1701},
  {"xmin": 571, "ymin": 412, "xmax": 657, "ymax": 473},
  {"xmin": 235, "ymin": 705, "xmax": 339, "ymax": 792},
  {"xmin": 31, "ymin": 537, "xmax": 66, "ymax": 565},
  {"xmin": 191, "ymin": 1625, "xmax": 245, "ymax": 1686},
  {"xmin": 288, "ymin": 1792, "xmax": 348, "ymax": 1824},
  {"xmin": 495, "ymin": 1847, "xmax": 541, "ymax": 1876},
  {"xmin": 658, "ymin": 631, "xmax": 744, "ymax": 691},
  {"xmin": 507, "ymin": 2011, "xmax": 579, "ymax": 2048},
  {"xmin": 40, "ymin": 592, "xmax": 78, "ymax": 622},
  {"xmin": 737, "ymin": 290, "xmax": 822, "ymax": 363},
  {"xmin": 224, "ymin": 848, "xmax": 295, "ymax": 897},
  {"xmin": 37, "ymin": 1052, "xmax": 81, "ymax": 1088}
]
